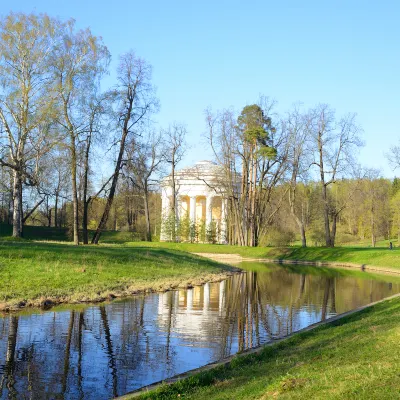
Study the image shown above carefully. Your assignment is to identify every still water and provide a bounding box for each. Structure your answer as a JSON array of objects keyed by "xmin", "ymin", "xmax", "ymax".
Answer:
[{"xmin": 1, "ymin": 263, "xmax": 399, "ymax": 399}]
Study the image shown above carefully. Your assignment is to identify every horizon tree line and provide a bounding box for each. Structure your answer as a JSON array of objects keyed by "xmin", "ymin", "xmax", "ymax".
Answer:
[{"xmin": 1, "ymin": 12, "xmax": 399, "ymax": 247}]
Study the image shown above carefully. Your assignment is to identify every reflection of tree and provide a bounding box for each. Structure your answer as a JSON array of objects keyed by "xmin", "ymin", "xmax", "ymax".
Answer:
[
  {"xmin": 61, "ymin": 310, "xmax": 74, "ymax": 396},
  {"xmin": 0, "ymin": 315, "xmax": 19, "ymax": 398},
  {"xmin": 100, "ymin": 306, "xmax": 118, "ymax": 398},
  {"xmin": 321, "ymin": 278, "xmax": 334, "ymax": 321},
  {"xmin": 77, "ymin": 311, "xmax": 85, "ymax": 400},
  {"xmin": 164, "ymin": 292, "xmax": 174, "ymax": 363}
]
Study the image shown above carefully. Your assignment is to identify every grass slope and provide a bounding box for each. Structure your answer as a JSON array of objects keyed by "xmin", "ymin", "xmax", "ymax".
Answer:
[
  {"xmin": 135, "ymin": 296, "xmax": 400, "ymax": 400},
  {"xmin": 0, "ymin": 241, "xmax": 233, "ymax": 309},
  {"xmin": 129, "ymin": 242, "xmax": 400, "ymax": 270}
]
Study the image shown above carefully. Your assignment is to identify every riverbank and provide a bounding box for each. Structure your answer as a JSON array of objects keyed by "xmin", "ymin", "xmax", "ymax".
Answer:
[
  {"xmin": 0, "ymin": 241, "xmax": 237, "ymax": 312},
  {"xmin": 130, "ymin": 242, "xmax": 400, "ymax": 271},
  {"xmin": 131, "ymin": 295, "xmax": 400, "ymax": 399}
]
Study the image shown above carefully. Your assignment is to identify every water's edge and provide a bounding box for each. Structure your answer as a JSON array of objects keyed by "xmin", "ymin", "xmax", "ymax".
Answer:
[
  {"xmin": 194, "ymin": 253, "xmax": 400, "ymax": 276},
  {"xmin": 0, "ymin": 267, "xmax": 241, "ymax": 313},
  {"xmin": 119, "ymin": 291, "xmax": 400, "ymax": 399}
]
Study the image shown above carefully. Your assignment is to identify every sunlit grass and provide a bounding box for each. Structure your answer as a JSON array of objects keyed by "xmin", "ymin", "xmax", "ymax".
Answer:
[
  {"xmin": 128, "ymin": 241, "xmax": 400, "ymax": 270},
  {"xmin": 135, "ymin": 296, "xmax": 400, "ymax": 399},
  {"xmin": 0, "ymin": 240, "xmax": 233, "ymax": 308}
]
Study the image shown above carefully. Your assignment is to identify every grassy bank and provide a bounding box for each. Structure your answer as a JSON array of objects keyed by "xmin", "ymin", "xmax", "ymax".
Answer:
[
  {"xmin": 129, "ymin": 242, "xmax": 400, "ymax": 270},
  {"xmin": 0, "ymin": 241, "xmax": 235, "ymax": 310},
  {"xmin": 133, "ymin": 295, "xmax": 400, "ymax": 399}
]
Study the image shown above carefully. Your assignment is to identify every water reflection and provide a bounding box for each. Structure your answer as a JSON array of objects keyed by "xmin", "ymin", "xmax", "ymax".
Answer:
[{"xmin": 0, "ymin": 264, "xmax": 399, "ymax": 399}]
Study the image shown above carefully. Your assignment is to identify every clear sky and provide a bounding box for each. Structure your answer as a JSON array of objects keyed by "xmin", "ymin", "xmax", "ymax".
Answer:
[{"xmin": 5, "ymin": 0, "xmax": 400, "ymax": 177}]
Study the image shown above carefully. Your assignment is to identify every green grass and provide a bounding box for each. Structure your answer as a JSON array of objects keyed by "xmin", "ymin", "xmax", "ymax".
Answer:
[
  {"xmin": 126, "ymin": 242, "xmax": 400, "ymax": 270},
  {"xmin": 2, "ymin": 224, "xmax": 400, "ymax": 309},
  {"xmin": 0, "ymin": 240, "xmax": 233, "ymax": 309},
  {"xmin": 134, "ymin": 296, "xmax": 400, "ymax": 399}
]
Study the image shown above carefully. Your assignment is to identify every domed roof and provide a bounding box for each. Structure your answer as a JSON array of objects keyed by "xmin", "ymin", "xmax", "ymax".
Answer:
[
  {"xmin": 161, "ymin": 160, "xmax": 221, "ymax": 183},
  {"xmin": 179, "ymin": 160, "xmax": 218, "ymax": 175}
]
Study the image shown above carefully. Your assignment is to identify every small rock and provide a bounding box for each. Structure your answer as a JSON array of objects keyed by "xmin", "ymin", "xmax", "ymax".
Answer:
[{"xmin": 41, "ymin": 299, "xmax": 54, "ymax": 310}]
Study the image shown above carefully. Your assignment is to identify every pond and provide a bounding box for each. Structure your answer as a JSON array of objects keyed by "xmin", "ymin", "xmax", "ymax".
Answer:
[{"xmin": 1, "ymin": 262, "xmax": 399, "ymax": 399}]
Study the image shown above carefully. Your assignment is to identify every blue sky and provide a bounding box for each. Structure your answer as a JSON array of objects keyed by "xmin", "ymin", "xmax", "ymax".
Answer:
[{"xmin": 6, "ymin": 0, "xmax": 400, "ymax": 177}]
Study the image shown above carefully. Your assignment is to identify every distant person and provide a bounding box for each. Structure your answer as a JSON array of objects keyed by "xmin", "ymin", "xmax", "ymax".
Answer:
[{"xmin": 389, "ymin": 242, "xmax": 393, "ymax": 250}]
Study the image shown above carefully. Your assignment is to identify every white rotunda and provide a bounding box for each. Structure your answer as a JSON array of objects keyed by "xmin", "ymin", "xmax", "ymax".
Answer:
[{"xmin": 160, "ymin": 160, "xmax": 228, "ymax": 243}]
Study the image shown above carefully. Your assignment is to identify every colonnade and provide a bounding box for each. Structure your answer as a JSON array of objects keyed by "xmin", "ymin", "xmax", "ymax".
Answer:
[{"xmin": 161, "ymin": 191, "xmax": 227, "ymax": 243}]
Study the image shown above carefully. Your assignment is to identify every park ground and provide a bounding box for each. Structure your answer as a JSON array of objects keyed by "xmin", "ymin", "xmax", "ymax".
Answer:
[
  {"xmin": 1, "ymin": 225, "xmax": 400, "ymax": 398},
  {"xmin": 1, "ymin": 224, "xmax": 400, "ymax": 310},
  {"xmin": 132, "ymin": 295, "xmax": 400, "ymax": 399}
]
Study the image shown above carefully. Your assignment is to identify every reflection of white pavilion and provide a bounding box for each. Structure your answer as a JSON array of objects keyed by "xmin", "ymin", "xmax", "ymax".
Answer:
[
  {"xmin": 160, "ymin": 160, "xmax": 228, "ymax": 243},
  {"xmin": 157, "ymin": 281, "xmax": 227, "ymax": 339}
]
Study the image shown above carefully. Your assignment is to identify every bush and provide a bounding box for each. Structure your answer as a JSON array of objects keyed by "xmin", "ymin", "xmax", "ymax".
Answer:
[{"xmin": 259, "ymin": 228, "xmax": 296, "ymax": 247}]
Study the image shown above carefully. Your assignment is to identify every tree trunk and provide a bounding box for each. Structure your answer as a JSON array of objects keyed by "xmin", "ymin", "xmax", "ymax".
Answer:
[
  {"xmin": 71, "ymin": 144, "xmax": 79, "ymax": 245},
  {"xmin": 82, "ymin": 200, "xmax": 89, "ymax": 244},
  {"xmin": 54, "ymin": 192, "xmax": 58, "ymax": 228},
  {"xmin": 12, "ymin": 170, "xmax": 23, "ymax": 238},
  {"xmin": 143, "ymin": 187, "xmax": 152, "ymax": 241},
  {"xmin": 170, "ymin": 154, "xmax": 177, "ymax": 241},
  {"xmin": 322, "ymin": 184, "xmax": 332, "ymax": 247},
  {"xmin": 331, "ymin": 213, "xmax": 337, "ymax": 247},
  {"xmin": 82, "ymin": 133, "xmax": 92, "ymax": 244},
  {"xmin": 289, "ymin": 189, "xmax": 307, "ymax": 248},
  {"xmin": 64, "ymin": 99, "xmax": 80, "ymax": 245},
  {"xmin": 92, "ymin": 132, "xmax": 129, "ymax": 244},
  {"xmin": 300, "ymin": 224, "xmax": 307, "ymax": 247}
]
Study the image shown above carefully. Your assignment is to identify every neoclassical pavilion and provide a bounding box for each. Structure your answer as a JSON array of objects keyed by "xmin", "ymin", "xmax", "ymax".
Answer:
[{"xmin": 160, "ymin": 160, "xmax": 227, "ymax": 243}]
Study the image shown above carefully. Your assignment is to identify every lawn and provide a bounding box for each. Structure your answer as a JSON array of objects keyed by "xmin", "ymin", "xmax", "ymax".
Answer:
[
  {"xmin": 133, "ymin": 295, "xmax": 400, "ymax": 399},
  {"xmin": 0, "ymin": 240, "xmax": 234, "ymax": 310},
  {"xmin": 128, "ymin": 241, "xmax": 400, "ymax": 270},
  {"xmin": 2, "ymin": 224, "xmax": 400, "ymax": 310}
]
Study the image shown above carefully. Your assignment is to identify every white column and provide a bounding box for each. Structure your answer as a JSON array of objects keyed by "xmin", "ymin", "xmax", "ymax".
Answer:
[
  {"xmin": 187, "ymin": 288, "xmax": 193, "ymax": 312},
  {"xmin": 190, "ymin": 196, "xmax": 196, "ymax": 224},
  {"xmin": 160, "ymin": 188, "xmax": 171, "ymax": 241},
  {"xmin": 176, "ymin": 196, "xmax": 181, "ymax": 222},
  {"xmin": 203, "ymin": 283, "xmax": 210, "ymax": 312},
  {"xmin": 206, "ymin": 196, "xmax": 213, "ymax": 227},
  {"xmin": 219, "ymin": 280, "xmax": 225, "ymax": 315}
]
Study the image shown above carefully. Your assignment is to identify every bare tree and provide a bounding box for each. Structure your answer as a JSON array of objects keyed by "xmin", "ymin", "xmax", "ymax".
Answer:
[
  {"xmin": 309, "ymin": 104, "xmax": 363, "ymax": 247},
  {"xmin": 51, "ymin": 22, "xmax": 110, "ymax": 245},
  {"xmin": 80, "ymin": 91, "xmax": 113, "ymax": 243},
  {"xmin": 205, "ymin": 98, "xmax": 288, "ymax": 247},
  {"xmin": 125, "ymin": 131, "xmax": 164, "ymax": 241},
  {"xmin": 285, "ymin": 105, "xmax": 311, "ymax": 247},
  {"xmin": 163, "ymin": 123, "xmax": 187, "ymax": 224},
  {"xmin": 91, "ymin": 51, "xmax": 158, "ymax": 244},
  {"xmin": 0, "ymin": 13, "xmax": 60, "ymax": 237}
]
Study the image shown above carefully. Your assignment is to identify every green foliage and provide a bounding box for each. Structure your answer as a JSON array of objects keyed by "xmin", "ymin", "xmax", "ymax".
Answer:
[
  {"xmin": 238, "ymin": 104, "xmax": 277, "ymax": 160},
  {"xmin": 259, "ymin": 228, "xmax": 296, "ymax": 247},
  {"xmin": 177, "ymin": 212, "xmax": 191, "ymax": 241},
  {"xmin": 198, "ymin": 219, "xmax": 206, "ymax": 243},
  {"xmin": 392, "ymin": 177, "xmax": 400, "ymax": 195},
  {"xmin": 206, "ymin": 221, "xmax": 218, "ymax": 244},
  {"xmin": 162, "ymin": 212, "xmax": 177, "ymax": 242}
]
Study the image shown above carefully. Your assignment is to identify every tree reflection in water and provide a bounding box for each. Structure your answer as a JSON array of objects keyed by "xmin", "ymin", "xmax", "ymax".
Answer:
[{"xmin": 0, "ymin": 264, "xmax": 399, "ymax": 399}]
